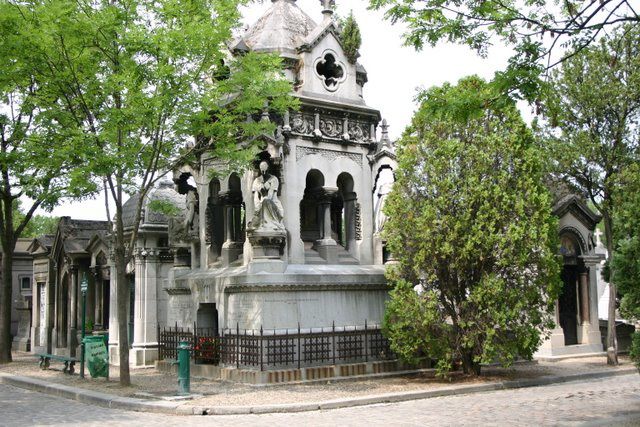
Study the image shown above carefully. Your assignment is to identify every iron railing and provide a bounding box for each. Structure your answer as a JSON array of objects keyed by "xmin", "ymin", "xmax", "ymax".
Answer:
[{"xmin": 158, "ymin": 321, "xmax": 395, "ymax": 370}]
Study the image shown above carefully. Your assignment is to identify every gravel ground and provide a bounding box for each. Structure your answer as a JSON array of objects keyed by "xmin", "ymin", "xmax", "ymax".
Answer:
[{"xmin": 1, "ymin": 352, "xmax": 633, "ymax": 407}]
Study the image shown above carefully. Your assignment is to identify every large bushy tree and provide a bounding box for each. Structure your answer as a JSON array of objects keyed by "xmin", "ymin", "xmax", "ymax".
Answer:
[
  {"xmin": 10, "ymin": 0, "xmax": 294, "ymax": 384},
  {"xmin": 611, "ymin": 164, "xmax": 640, "ymax": 369},
  {"xmin": 369, "ymin": 0, "xmax": 640, "ymax": 101},
  {"xmin": 541, "ymin": 25, "xmax": 640, "ymax": 365},
  {"xmin": 383, "ymin": 76, "xmax": 561, "ymax": 376},
  {"xmin": 0, "ymin": 3, "xmax": 91, "ymax": 363}
]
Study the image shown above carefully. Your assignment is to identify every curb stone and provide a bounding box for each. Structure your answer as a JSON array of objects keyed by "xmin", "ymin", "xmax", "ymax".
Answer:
[{"xmin": 0, "ymin": 368, "xmax": 636, "ymax": 416}]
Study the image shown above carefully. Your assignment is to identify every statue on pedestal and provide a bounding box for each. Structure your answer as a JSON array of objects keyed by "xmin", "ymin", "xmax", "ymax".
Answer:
[{"xmin": 249, "ymin": 161, "xmax": 285, "ymax": 232}]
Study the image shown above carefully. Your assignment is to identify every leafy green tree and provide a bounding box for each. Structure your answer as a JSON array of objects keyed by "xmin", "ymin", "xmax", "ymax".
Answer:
[
  {"xmin": 341, "ymin": 11, "xmax": 362, "ymax": 63},
  {"xmin": 8, "ymin": 200, "xmax": 59, "ymax": 238},
  {"xmin": 0, "ymin": 3, "xmax": 91, "ymax": 363},
  {"xmin": 611, "ymin": 164, "xmax": 640, "ymax": 370},
  {"xmin": 541, "ymin": 25, "xmax": 640, "ymax": 365},
  {"xmin": 11, "ymin": 0, "xmax": 295, "ymax": 384},
  {"xmin": 369, "ymin": 0, "xmax": 640, "ymax": 100},
  {"xmin": 383, "ymin": 76, "xmax": 561, "ymax": 376}
]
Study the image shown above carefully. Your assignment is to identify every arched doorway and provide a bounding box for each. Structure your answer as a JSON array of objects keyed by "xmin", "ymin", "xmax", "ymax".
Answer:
[
  {"xmin": 300, "ymin": 169, "xmax": 325, "ymax": 244},
  {"xmin": 559, "ymin": 232, "xmax": 585, "ymax": 346},
  {"xmin": 335, "ymin": 173, "xmax": 357, "ymax": 255}
]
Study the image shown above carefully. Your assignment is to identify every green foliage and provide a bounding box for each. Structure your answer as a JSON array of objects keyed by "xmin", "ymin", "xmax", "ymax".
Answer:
[
  {"xmin": 630, "ymin": 332, "xmax": 640, "ymax": 372},
  {"xmin": 539, "ymin": 25, "xmax": 640, "ymax": 362},
  {"xmin": 147, "ymin": 199, "xmax": 181, "ymax": 218},
  {"xmin": 5, "ymin": 0, "xmax": 295, "ymax": 376},
  {"xmin": 612, "ymin": 164, "xmax": 640, "ymax": 322},
  {"xmin": 382, "ymin": 76, "xmax": 561, "ymax": 376},
  {"xmin": 369, "ymin": 0, "xmax": 640, "ymax": 101},
  {"xmin": 340, "ymin": 12, "xmax": 362, "ymax": 64},
  {"xmin": 21, "ymin": 215, "xmax": 58, "ymax": 238}
]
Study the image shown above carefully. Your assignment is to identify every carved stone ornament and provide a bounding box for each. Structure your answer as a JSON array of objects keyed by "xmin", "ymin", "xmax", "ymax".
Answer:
[
  {"xmin": 296, "ymin": 146, "xmax": 363, "ymax": 167},
  {"xmin": 290, "ymin": 112, "xmax": 372, "ymax": 144}
]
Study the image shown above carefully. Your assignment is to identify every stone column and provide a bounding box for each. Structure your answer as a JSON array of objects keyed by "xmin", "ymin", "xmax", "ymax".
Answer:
[
  {"xmin": 220, "ymin": 192, "xmax": 243, "ymax": 266},
  {"xmin": 107, "ymin": 263, "xmax": 119, "ymax": 364},
  {"xmin": 131, "ymin": 248, "xmax": 160, "ymax": 367},
  {"xmin": 579, "ymin": 272, "xmax": 590, "ymax": 324},
  {"xmin": 343, "ymin": 192, "xmax": 358, "ymax": 255},
  {"xmin": 31, "ymin": 282, "xmax": 40, "ymax": 350},
  {"xmin": 316, "ymin": 187, "xmax": 338, "ymax": 264},
  {"xmin": 581, "ymin": 255, "xmax": 606, "ymax": 348},
  {"xmin": 69, "ymin": 265, "xmax": 78, "ymax": 355}
]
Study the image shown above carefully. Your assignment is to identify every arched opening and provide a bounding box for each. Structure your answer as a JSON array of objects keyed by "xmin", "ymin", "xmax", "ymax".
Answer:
[
  {"xmin": 219, "ymin": 173, "xmax": 245, "ymax": 266},
  {"xmin": 559, "ymin": 232, "xmax": 587, "ymax": 346},
  {"xmin": 206, "ymin": 178, "xmax": 224, "ymax": 266},
  {"xmin": 94, "ymin": 251, "xmax": 110, "ymax": 331},
  {"xmin": 300, "ymin": 170, "xmax": 325, "ymax": 244},
  {"xmin": 335, "ymin": 173, "xmax": 357, "ymax": 255}
]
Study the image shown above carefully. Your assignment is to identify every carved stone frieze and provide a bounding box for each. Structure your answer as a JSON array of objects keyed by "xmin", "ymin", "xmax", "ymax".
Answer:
[
  {"xmin": 296, "ymin": 146, "xmax": 363, "ymax": 167},
  {"xmin": 319, "ymin": 117, "xmax": 343, "ymax": 138},
  {"xmin": 290, "ymin": 111, "xmax": 374, "ymax": 144}
]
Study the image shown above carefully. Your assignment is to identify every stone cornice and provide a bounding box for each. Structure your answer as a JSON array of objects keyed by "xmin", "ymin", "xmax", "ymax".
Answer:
[{"xmin": 224, "ymin": 282, "xmax": 391, "ymax": 293}]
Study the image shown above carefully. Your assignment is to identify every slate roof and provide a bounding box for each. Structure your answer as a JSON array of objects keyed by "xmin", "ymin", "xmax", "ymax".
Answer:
[
  {"xmin": 232, "ymin": 0, "xmax": 317, "ymax": 55},
  {"xmin": 56, "ymin": 217, "xmax": 110, "ymax": 255},
  {"xmin": 121, "ymin": 179, "xmax": 185, "ymax": 230}
]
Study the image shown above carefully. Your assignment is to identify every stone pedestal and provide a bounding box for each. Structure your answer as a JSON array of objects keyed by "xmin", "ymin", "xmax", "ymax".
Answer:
[
  {"xmin": 221, "ymin": 241, "xmax": 243, "ymax": 266},
  {"xmin": 315, "ymin": 186, "xmax": 338, "ymax": 264},
  {"xmin": 12, "ymin": 302, "xmax": 31, "ymax": 352},
  {"xmin": 248, "ymin": 230, "xmax": 287, "ymax": 274}
]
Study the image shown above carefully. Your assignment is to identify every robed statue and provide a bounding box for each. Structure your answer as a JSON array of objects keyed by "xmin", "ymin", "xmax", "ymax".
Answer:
[{"xmin": 250, "ymin": 161, "xmax": 285, "ymax": 232}]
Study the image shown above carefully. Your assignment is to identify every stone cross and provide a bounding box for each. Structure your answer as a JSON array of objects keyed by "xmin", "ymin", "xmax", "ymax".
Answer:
[{"xmin": 594, "ymin": 228, "xmax": 603, "ymax": 247}]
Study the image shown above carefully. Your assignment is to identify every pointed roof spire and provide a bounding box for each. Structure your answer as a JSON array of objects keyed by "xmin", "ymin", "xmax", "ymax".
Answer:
[{"xmin": 376, "ymin": 119, "xmax": 395, "ymax": 155}]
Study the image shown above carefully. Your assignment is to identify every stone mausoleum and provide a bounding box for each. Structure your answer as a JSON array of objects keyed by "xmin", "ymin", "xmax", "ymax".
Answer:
[{"xmin": 163, "ymin": 0, "xmax": 397, "ymax": 348}]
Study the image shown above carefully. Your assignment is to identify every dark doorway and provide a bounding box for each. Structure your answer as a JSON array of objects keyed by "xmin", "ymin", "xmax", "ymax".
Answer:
[
  {"xmin": 196, "ymin": 303, "xmax": 219, "ymax": 335},
  {"xmin": 102, "ymin": 280, "xmax": 110, "ymax": 330},
  {"xmin": 559, "ymin": 265, "xmax": 579, "ymax": 345}
]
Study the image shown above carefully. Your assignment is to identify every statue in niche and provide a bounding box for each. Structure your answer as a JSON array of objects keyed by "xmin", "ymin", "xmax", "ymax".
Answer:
[
  {"xmin": 374, "ymin": 168, "xmax": 394, "ymax": 233},
  {"xmin": 169, "ymin": 173, "xmax": 199, "ymax": 244},
  {"xmin": 249, "ymin": 161, "xmax": 285, "ymax": 232}
]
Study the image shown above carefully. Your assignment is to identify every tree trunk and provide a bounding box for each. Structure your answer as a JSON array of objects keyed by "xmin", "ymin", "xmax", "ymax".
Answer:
[
  {"xmin": 0, "ymin": 246, "xmax": 14, "ymax": 363},
  {"xmin": 461, "ymin": 350, "xmax": 481, "ymax": 376},
  {"xmin": 603, "ymin": 211, "xmax": 618, "ymax": 366},
  {"xmin": 115, "ymin": 245, "xmax": 131, "ymax": 386}
]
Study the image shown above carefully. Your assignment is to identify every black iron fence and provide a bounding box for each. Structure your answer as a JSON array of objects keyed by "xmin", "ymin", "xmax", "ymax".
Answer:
[{"xmin": 158, "ymin": 322, "xmax": 395, "ymax": 370}]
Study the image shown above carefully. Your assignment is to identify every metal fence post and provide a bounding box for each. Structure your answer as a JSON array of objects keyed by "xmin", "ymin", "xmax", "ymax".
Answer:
[
  {"xmin": 364, "ymin": 319, "xmax": 368, "ymax": 363},
  {"xmin": 236, "ymin": 322, "xmax": 240, "ymax": 369},
  {"xmin": 297, "ymin": 323, "xmax": 301, "ymax": 370},
  {"xmin": 332, "ymin": 321, "xmax": 336, "ymax": 365},
  {"xmin": 260, "ymin": 326, "xmax": 264, "ymax": 371}
]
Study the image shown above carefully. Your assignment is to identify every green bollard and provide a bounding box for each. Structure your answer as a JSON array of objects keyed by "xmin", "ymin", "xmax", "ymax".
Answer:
[{"xmin": 173, "ymin": 340, "xmax": 191, "ymax": 395}]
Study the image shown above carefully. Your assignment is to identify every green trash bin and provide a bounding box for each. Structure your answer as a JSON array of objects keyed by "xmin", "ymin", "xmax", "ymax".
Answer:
[{"xmin": 83, "ymin": 335, "xmax": 109, "ymax": 378}]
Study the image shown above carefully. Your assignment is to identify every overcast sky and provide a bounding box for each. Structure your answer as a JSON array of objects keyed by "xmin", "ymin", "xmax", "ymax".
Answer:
[{"xmin": 45, "ymin": 0, "xmax": 516, "ymax": 221}]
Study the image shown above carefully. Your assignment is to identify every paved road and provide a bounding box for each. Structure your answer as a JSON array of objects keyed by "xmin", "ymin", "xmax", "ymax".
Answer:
[{"xmin": 2, "ymin": 375, "xmax": 640, "ymax": 426}]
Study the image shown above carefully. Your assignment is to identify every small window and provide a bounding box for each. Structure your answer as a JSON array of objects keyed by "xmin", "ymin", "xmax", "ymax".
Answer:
[{"xmin": 20, "ymin": 277, "xmax": 31, "ymax": 291}]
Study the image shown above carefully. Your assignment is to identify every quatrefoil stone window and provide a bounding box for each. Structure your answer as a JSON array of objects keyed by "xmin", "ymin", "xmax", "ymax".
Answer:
[{"xmin": 315, "ymin": 52, "xmax": 346, "ymax": 92}]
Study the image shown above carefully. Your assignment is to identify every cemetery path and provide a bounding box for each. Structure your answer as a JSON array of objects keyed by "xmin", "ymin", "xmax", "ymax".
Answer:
[{"xmin": 2, "ymin": 373, "xmax": 640, "ymax": 426}]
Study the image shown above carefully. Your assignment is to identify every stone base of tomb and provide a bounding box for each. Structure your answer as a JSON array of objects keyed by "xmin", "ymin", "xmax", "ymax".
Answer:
[
  {"xmin": 156, "ymin": 358, "xmax": 432, "ymax": 385},
  {"xmin": 535, "ymin": 325, "xmax": 604, "ymax": 360},
  {"xmin": 168, "ymin": 264, "xmax": 389, "ymax": 331}
]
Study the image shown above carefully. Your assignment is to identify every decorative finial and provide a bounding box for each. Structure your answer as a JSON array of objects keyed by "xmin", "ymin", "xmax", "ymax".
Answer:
[
  {"xmin": 321, "ymin": 0, "xmax": 335, "ymax": 18},
  {"xmin": 378, "ymin": 119, "xmax": 393, "ymax": 151}
]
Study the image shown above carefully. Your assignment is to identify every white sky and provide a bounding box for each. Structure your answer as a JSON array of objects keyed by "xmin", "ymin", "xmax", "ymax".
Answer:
[{"xmin": 44, "ymin": 0, "xmax": 517, "ymax": 221}]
